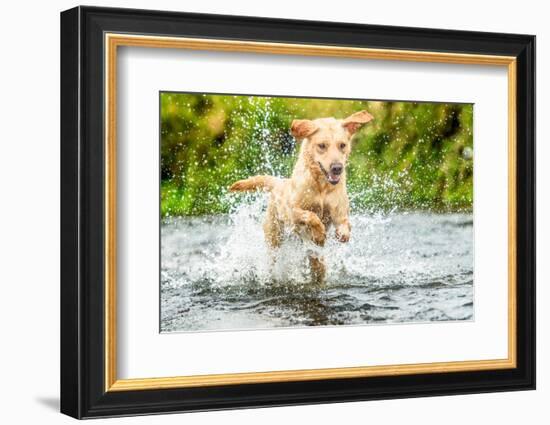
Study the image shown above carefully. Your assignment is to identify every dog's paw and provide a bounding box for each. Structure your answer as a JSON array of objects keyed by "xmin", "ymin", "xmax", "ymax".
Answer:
[
  {"xmin": 336, "ymin": 232, "xmax": 350, "ymax": 243},
  {"xmin": 311, "ymin": 221, "xmax": 327, "ymax": 246},
  {"xmin": 335, "ymin": 226, "xmax": 350, "ymax": 243}
]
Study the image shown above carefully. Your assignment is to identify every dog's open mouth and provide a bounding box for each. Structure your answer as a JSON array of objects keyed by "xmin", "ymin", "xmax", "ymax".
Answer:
[{"xmin": 318, "ymin": 162, "xmax": 341, "ymax": 185}]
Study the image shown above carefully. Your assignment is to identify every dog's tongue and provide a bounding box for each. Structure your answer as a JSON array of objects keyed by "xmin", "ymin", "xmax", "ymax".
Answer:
[{"xmin": 328, "ymin": 173, "xmax": 340, "ymax": 185}]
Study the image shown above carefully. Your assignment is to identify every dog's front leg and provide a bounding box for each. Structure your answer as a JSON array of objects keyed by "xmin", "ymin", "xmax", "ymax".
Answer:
[
  {"xmin": 331, "ymin": 210, "xmax": 351, "ymax": 243},
  {"xmin": 291, "ymin": 208, "xmax": 326, "ymax": 246},
  {"xmin": 334, "ymin": 218, "xmax": 351, "ymax": 243},
  {"xmin": 329, "ymin": 199, "xmax": 351, "ymax": 243}
]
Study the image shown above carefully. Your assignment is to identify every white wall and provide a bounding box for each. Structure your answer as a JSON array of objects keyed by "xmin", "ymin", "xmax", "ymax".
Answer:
[{"xmin": 0, "ymin": 0, "xmax": 545, "ymax": 423}]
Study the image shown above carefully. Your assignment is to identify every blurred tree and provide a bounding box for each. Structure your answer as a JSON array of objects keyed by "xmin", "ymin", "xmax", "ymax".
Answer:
[{"xmin": 160, "ymin": 93, "xmax": 473, "ymax": 216}]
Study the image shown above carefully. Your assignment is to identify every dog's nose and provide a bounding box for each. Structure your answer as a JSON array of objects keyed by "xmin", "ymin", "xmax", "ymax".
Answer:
[{"xmin": 330, "ymin": 163, "xmax": 343, "ymax": 175}]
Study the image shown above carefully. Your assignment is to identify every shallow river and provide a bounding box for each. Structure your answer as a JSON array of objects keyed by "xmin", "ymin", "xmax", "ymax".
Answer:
[{"xmin": 161, "ymin": 205, "xmax": 473, "ymax": 333}]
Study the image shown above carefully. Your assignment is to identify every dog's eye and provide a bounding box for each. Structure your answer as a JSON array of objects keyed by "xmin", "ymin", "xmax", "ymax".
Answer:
[
  {"xmin": 340, "ymin": 143, "xmax": 347, "ymax": 149},
  {"xmin": 318, "ymin": 143, "xmax": 326, "ymax": 150}
]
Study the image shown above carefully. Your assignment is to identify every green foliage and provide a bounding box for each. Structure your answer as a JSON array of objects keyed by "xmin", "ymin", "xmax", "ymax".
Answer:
[{"xmin": 160, "ymin": 92, "xmax": 473, "ymax": 216}]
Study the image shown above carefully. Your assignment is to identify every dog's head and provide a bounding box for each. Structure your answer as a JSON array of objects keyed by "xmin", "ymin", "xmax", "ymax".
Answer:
[{"xmin": 291, "ymin": 110, "xmax": 374, "ymax": 185}]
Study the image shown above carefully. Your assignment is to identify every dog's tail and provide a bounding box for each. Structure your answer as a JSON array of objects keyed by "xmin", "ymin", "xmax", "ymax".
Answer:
[{"xmin": 229, "ymin": 175, "xmax": 279, "ymax": 193}]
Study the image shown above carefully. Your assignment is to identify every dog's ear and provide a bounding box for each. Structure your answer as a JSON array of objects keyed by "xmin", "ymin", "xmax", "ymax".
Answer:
[
  {"xmin": 290, "ymin": 119, "xmax": 318, "ymax": 140},
  {"xmin": 342, "ymin": 110, "xmax": 374, "ymax": 134}
]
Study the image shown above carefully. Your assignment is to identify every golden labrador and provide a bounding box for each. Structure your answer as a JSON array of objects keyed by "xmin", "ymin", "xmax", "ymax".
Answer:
[{"xmin": 230, "ymin": 110, "xmax": 374, "ymax": 282}]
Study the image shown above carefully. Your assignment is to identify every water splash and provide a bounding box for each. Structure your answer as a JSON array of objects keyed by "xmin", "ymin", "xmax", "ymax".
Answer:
[
  {"xmin": 161, "ymin": 200, "xmax": 473, "ymax": 332},
  {"xmin": 160, "ymin": 100, "xmax": 473, "ymax": 332}
]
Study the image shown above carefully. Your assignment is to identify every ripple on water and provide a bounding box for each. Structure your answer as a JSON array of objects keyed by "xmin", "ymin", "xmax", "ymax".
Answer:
[{"xmin": 161, "ymin": 201, "xmax": 474, "ymax": 332}]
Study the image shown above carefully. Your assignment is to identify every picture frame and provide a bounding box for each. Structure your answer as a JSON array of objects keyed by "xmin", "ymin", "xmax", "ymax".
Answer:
[{"xmin": 60, "ymin": 5, "xmax": 536, "ymax": 419}]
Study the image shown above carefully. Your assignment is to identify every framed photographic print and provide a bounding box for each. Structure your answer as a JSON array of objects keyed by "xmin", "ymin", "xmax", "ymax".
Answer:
[{"xmin": 60, "ymin": 6, "xmax": 536, "ymax": 419}]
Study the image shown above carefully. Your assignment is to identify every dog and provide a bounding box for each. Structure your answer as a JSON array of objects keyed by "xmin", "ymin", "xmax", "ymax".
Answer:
[{"xmin": 229, "ymin": 110, "xmax": 374, "ymax": 283}]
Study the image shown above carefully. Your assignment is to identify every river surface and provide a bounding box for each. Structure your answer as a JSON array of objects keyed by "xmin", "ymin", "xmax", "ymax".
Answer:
[{"xmin": 161, "ymin": 205, "xmax": 473, "ymax": 333}]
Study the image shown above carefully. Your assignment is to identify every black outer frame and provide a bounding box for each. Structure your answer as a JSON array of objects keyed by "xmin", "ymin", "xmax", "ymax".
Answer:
[{"xmin": 60, "ymin": 5, "xmax": 536, "ymax": 419}]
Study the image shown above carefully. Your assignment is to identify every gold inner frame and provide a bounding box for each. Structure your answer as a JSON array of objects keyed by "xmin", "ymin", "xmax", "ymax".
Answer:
[{"xmin": 104, "ymin": 33, "xmax": 517, "ymax": 392}]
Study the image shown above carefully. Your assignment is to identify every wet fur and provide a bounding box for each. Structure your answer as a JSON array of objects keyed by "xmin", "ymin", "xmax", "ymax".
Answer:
[{"xmin": 230, "ymin": 111, "xmax": 373, "ymax": 283}]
